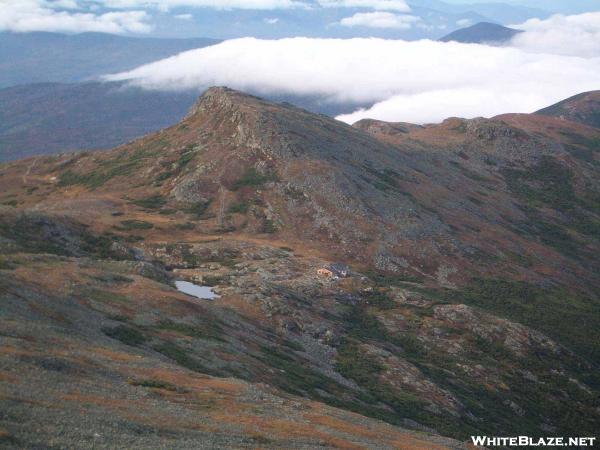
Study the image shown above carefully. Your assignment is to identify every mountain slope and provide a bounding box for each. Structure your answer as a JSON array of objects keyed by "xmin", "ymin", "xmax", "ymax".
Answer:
[
  {"xmin": 439, "ymin": 22, "xmax": 522, "ymax": 43},
  {"xmin": 1, "ymin": 88, "xmax": 600, "ymax": 444},
  {"xmin": 0, "ymin": 32, "xmax": 218, "ymax": 89},
  {"xmin": 0, "ymin": 81, "xmax": 198, "ymax": 162},
  {"xmin": 535, "ymin": 90, "xmax": 600, "ymax": 129},
  {"xmin": 0, "ymin": 82, "xmax": 369, "ymax": 163}
]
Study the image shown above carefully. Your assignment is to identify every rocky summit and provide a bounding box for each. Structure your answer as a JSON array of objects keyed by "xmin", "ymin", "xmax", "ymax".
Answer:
[{"xmin": 1, "ymin": 87, "xmax": 600, "ymax": 448}]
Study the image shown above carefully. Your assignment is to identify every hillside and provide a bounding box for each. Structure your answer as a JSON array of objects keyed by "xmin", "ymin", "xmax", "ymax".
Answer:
[
  {"xmin": 0, "ymin": 82, "xmax": 366, "ymax": 163},
  {"xmin": 1, "ymin": 87, "xmax": 600, "ymax": 446},
  {"xmin": 0, "ymin": 81, "xmax": 198, "ymax": 162},
  {"xmin": 0, "ymin": 32, "xmax": 218, "ymax": 89},
  {"xmin": 439, "ymin": 22, "xmax": 522, "ymax": 44},
  {"xmin": 535, "ymin": 90, "xmax": 600, "ymax": 129}
]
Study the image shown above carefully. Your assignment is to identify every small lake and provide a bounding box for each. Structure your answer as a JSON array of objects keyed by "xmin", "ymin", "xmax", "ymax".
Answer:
[{"xmin": 175, "ymin": 281, "xmax": 219, "ymax": 300}]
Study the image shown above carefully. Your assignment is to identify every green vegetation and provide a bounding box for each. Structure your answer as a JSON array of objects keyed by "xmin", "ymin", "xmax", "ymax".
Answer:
[
  {"xmin": 116, "ymin": 220, "xmax": 154, "ymax": 230},
  {"xmin": 129, "ymin": 379, "xmax": 180, "ymax": 391},
  {"xmin": 444, "ymin": 279, "xmax": 600, "ymax": 364},
  {"xmin": 178, "ymin": 245, "xmax": 239, "ymax": 269},
  {"xmin": 503, "ymin": 156, "xmax": 575, "ymax": 211},
  {"xmin": 0, "ymin": 216, "xmax": 68, "ymax": 256},
  {"xmin": 153, "ymin": 319, "xmax": 224, "ymax": 342},
  {"xmin": 586, "ymin": 137, "xmax": 600, "ymax": 154},
  {"xmin": 343, "ymin": 302, "xmax": 426, "ymax": 357},
  {"xmin": 343, "ymin": 304, "xmax": 388, "ymax": 341},
  {"xmin": 334, "ymin": 339, "xmax": 429, "ymax": 422},
  {"xmin": 152, "ymin": 341, "xmax": 220, "ymax": 375},
  {"xmin": 364, "ymin": 269, "xmax": 423, "ymax": 286},
  {"xmin": 227, "ymin": 201, "xmax": 249, "ymax": 214},
  {"xmin": 123, "ymin": 235, "xmax": 144, "ymax": 242},
  {"xmin": 174, "ymin": 222, "xmax": 195, "ymax": 230},
  {"xmin": 0, "ymin": 256, "xmax": 15, "ymax": 270},
  {"xmin": 335, "ymin": 340, "xmax": 383, "ymax": 386},
  {"xmin": 0, "ymin": 215, "xmax": 127, "ymax": 259},
  {"xmin": 201, "ymin": 275, "xmax": 225, "ymax": 287},
  {"xmin": 330, "ymin": 284, "xmax": 599, "ymax": 439},
  {"xmin": 471, "ymin": 335, "xmax": 514, "ymax": 360},
  {"xmin": 131, "ymin": 195, "xmax": 166, "ymax": 210},
  {"xmin": 232, "ymin": 168, "xmax": 276, "ymax": 190},
  {"xmin": 155, "ymin": 171, "xmax": 173, "ymax": 182},
  {"xmin": 257, "ymin": 345, "xmax": 342, "ymax": 397},
  {"xmin": 2, "ymin": 200, "xmax": 17, "ymax": 207},
  {"xmin": 184, "ymin": 199, "xmax": 212, "ymax": 219},
  {"xmin": 566, "ymin": 145, "xmax": 597, "ymax": 165},
  {"xmin": 363, "ymin": 289, "xmax": 396, "ymax": 309},
  {"xmin": 363, "ymin": 167, "xmax": 402, "ymax": 192},
  {"xmin": 58, "ymin": 147, "xmax": 158, "ymax": 189},
  {"xmin": 178, "ymin": 148, "xmax": 197, "ymax": 168},
  {"xmin": 460, "ymin": 166, "xmax": 491, "ymax": 183},
  {"xmin": 262, "ymin": 219, "xmax": 277, "ymax": 233},
  {"xmin": 80, "ymin": 232, "xmax": 127, "ymax": 259},
  {"xmin": 102, "ymin": 325, "xmax": 146, "ymax": 346},
  {"xmin": 393, "ymin": 334, "xmax": 426, "ymax": 358},
  {"xmin": 501, "ymin": 156, "xmax": 600, "ymax": 255},
  {"xmin": 87, "ymin": 289, "xmax": 130, "ymax": 304}
]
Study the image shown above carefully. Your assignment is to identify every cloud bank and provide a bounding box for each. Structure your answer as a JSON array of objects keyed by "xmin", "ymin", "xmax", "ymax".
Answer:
[
  {"xmin": 105, "ymin": 28, "xmax": 600, "ymax": 124},
  {"xmin": 0, "ymin": 0, "xmax": 151, "ymax": 33},
  {"xmin": 511, "ymin": 12, "xmax": 600, "ymax": 58}
]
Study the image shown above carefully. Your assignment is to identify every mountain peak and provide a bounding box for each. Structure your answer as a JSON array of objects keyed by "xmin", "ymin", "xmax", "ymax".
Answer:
[
  {"xmin": 186, "ymin": 86, "xmax": 265, "ymax": 119},
  {"xmin": 439, "ymin": 22, "xmax": 522, "ymax": 44}
]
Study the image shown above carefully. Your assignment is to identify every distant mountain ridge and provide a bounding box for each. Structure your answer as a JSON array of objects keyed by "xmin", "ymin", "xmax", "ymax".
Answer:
[
  {"xmin": 439, "ymin": 22, "xmax": 523, "ymax": 44},
  {"xmin": 0, "ymin": 81, "xmax": 198, "ymax": 162},
  {"xmin": 0, "ymin": 32, "xmax": 219, "ymax": 89},
  {"xmin": 0, "ymin": 82, "xmax": 366, "ymax": 162},
  {"xmin": 535, "ymin": 91, "xmax": 600, "ymax": 129}
]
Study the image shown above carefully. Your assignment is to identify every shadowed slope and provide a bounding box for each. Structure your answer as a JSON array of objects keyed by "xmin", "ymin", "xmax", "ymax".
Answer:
[{"xmin": 535, "ymin": 90, "xmax": 600, "ymax": 129}]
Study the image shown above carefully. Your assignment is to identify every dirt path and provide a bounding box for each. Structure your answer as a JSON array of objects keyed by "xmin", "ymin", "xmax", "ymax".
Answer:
[{"xmin": 22, "ymin": 157, "xmax": 38, "ymax": 184}]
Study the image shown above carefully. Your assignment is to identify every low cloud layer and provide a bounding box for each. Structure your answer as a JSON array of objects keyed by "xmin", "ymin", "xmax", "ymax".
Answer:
[
  {"xmin": 105, "ymin": 14, "xmax": 600, "ymax": 124},
  {"xmin": 511, "ymin": 12, "xmax": 600, "ymax": 57},
  {"xmin": 0, "ymin": 0, "xmax": 151, "ymax": 34}
]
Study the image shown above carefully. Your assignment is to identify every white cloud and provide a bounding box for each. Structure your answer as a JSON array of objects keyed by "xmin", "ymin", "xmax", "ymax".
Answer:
[
  {"xmin": 99, "ymin": 0, "xmax": 308, "ymax": 10},
  {"xmin": 456, "ymin": 18, "xmax": 471, "ymax": 27},
  {"xmin": 337, "ymin": 88, "xmax": 554, "ymax": 124},
  {"xmin": 511, "ymin": 12, "xmax": 600, "ymax": 58},
  {"xmin": 104, "ymin": 36, "xmax": 600, "ymax": 124},
  {"xmin": 264, "ymin": 17, "xmax": 280, "ymax": 24},
  {"xmin": 47, "ymin": 0, "xmax": 80, "ymax": 9},
  {"xmin": 318, "ymin": 0, "xmax": 410, "ymax": 12},
  {"xmin": 0, "ymin": 0, "xmax": 152, "ymax": 33},
  {"xmin": 339, "ymin": 12, "xmax": 419, "ymax": 29},
  {"xmin": 174, "ymin": 13, "xmax": 193, "ymax": 19}
]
